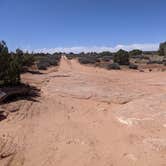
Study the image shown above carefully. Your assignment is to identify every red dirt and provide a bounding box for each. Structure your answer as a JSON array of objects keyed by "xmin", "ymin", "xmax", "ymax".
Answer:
[{"xmin": 0, "ymin": 56, "xmax": 166, "ymax": 166}]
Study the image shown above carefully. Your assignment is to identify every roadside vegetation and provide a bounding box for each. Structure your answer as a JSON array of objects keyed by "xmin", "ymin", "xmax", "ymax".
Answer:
[
  {"xmin": 0, "ymin": 41, "xmax": 61, "ymax": 87},
  {"xmin": 66, "ymin": 42, "xmax": 166, "ymax": 71},
  {"xmin": 159, "ymin": 42, "xmax": 166, "ymax": 56},
  {"xmin": 1, "ymin": 40, "xmax": 166, "ymax": 87},
  {"xmin": 0, "ymin": 40, "xmax": 166, "ymax": 104},
  {"xmin": 0, "ymin": 41, "xmax": 21, "ymax": 86}
]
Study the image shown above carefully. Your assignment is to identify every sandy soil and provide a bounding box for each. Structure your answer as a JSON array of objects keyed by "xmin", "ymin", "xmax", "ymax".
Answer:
[{"xmin": 0, "ymin": 56, "xmax": 166, "ymax": 166}]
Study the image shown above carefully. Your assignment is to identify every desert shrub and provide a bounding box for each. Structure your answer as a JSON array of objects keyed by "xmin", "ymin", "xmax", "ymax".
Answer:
[
  {"xmin": 22, "ymin": 53, "xmax": 35, "ymax": 67},
  {"xmin": 47, "ymin": 56, "xmax": 59, "ymax": 65},
  {"xmin": 8, "ymin": 57, "xmax": 21, "ymax": 84},
  {"xmin": 106, "ymin": 63, "xmax": 121, "ymax": 70},
  {"xmin": 99, "ymin": 52, "xmax": 113, "ymax": 62},
  {"xmin": 129, "ymin": 63, "xmax": 138, "ymax": 70},
  {"xmin": 0, "ymin": 41, "xmax": 21, "ymax": 86},
  {"xmin": 159, "ymin": 42, "xmax": 166, "ymax": 56},
  {"xmin": 101, "ymin": 56, "xmax": 113, "ymax": 62},
  {"xmin": 99, "ymin": 51, "xmax": 113, "ymax": 57},
  {"xmin": 36, "ymin": 54, "xmax": 61, "ymax": 70},
  {"xmin": 14, "ymin": 49, "xmax": 35, "ymax": 69},
  {"xmin": 129, "ymin": 49, "xmax": 143, "ymax": 57},
  {"xmin": 113, "ymin": 49, "xmax": 129, "ymax": 65},
  {"xmin": 162, "ymin": 57, "xmax": 166, "ymax": 65},
  {"xmin": 78, "ymin": 56, "xmax": 100, "ymax": 64},
  {"xmin": 36, "ymin": 61, "xmax": 50, "ymax": 70}
]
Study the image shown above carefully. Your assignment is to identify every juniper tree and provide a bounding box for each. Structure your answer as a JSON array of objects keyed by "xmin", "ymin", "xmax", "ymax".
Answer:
[
  {"xmin": 0, "ymin": 41, "xmax": 21, "ymax": 86},
  {"xmin": 113, "ymin": 49, "xmax": 129, "ymax": 65},
  {"xmin": 159, "ymin": 42, "xmax": 166, "ymax": 56}
]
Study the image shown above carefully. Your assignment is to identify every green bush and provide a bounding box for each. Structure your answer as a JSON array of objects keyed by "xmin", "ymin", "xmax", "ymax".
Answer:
[
  {"xmin": 22, "ymin": 54, "xmax": 35, "ymax": 67},
  {"xmin": 159, "ymin": 42, "xmax": 166, "ymax": 56},
  {"xmin": 101, "ymin": 56, "xmax": 113, "ymax": 62},
  {"xmin": 113, "ymin": 49, "xmax": 129, "ymax": 65},
  {"xmin": 99, "ymin": 51, "xmax": 113, "ymax": 57},
  {"xmin": 35, "ymin": 54, "xmax": 61, "ymax": 70},
  {"xmin": 78, "ymin": 56, "xmax": 100, "ymax": 64},
  {"xmin": 15, "ymin": 49, "xmax": 35, "ymax": 68},
  {"xmin": 36, "ymin": 60, "xmax": 50, "ymax": 70},
  {"xmin": 129, "ymin": 49, "xmax": 142, "ymax": 57},
  {"xmin": 0, "ymin": 41, "xmax": 21, "ymax": 86},
  {"xmin": 106, "ymin": 63, "xmax": 121, "ymax": 70}
]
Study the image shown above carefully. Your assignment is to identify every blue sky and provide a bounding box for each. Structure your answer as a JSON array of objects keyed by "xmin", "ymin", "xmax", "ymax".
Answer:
[{"xmin": 0, "ymin": 0, "xmax": 165, "ymax": 52}]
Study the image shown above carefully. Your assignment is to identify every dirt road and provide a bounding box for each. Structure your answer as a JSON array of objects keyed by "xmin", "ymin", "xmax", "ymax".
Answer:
[{"xmin": 0, "ymin": 56, "xmax": 166, "ymax": 166}]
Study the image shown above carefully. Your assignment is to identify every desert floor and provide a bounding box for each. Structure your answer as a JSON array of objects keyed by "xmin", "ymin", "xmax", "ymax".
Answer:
[{"xmin": 0, "ymin": 56, "xmax": 166, "ymax": 166}]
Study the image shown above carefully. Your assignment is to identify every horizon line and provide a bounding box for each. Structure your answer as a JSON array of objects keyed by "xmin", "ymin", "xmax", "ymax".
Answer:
[{"xmin": 26, "ymin": 43, "xmax": 159, "ymax": 54}]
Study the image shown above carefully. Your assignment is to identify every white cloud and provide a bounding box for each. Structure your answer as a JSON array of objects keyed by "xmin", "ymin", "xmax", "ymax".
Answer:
[{"xmin": 33, "ymin": 43, "xmax": 159, "ymax": 53}]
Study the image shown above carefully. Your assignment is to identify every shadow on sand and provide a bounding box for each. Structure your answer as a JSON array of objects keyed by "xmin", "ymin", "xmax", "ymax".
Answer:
[{"xmin": 0, "ymin": 84, "xmax": 41, "ymax": 103}]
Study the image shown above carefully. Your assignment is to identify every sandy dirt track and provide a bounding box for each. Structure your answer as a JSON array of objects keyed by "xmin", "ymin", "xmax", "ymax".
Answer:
[{"xmin": 0, "ymin": 56, "xmax": 166, "ymax": 166}]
